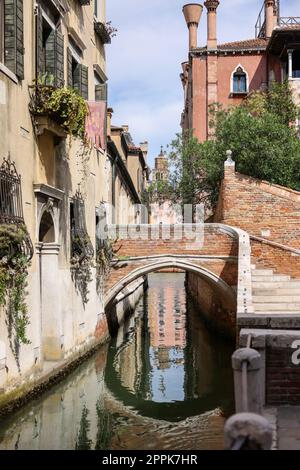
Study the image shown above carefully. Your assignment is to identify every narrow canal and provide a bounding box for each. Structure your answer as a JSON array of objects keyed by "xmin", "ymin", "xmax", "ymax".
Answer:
[{"xmin": 0, "ymin": 273, "xmax": 234, "ymax": 450}]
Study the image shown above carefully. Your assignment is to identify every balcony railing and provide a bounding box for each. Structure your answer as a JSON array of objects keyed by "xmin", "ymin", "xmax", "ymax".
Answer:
[
  {"xmin": 279, "ymin": 17, "xmax": 300, "ymax": 27},
  {"xmin": 0, "ymin": 157, "xmax": 33, "ymax": 260}
]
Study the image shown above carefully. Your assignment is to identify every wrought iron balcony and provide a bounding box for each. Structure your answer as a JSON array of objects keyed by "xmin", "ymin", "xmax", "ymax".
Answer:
[{"xmin": 0, "ymin": 157, "xmax": 33, "ymax": 260}]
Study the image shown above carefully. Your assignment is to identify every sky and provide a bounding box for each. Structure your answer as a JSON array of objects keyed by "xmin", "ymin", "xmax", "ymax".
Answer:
[{"xmin": 106, "ymin": 0, "xmax": 299, "ymax": 168}]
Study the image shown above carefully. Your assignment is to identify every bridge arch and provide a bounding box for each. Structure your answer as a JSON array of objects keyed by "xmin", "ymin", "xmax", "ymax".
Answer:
[{"xmin": 104, "ymin": 257, "xmax": 236, "ymax": 310}]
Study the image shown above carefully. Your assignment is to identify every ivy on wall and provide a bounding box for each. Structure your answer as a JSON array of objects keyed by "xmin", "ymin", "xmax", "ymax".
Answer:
[{"xmin": 0, "ymin": 224, "xmax": 31, "ymax": 363}]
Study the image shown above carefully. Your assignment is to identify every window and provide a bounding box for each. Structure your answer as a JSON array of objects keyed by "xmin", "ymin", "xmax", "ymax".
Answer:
[
  {"xmin": 67, "ymin": 45, "xmax": 88, "ymax": 99},
  {"xmin": 1, "ymin": 0, "xmax": 24, "ymax": 79},
  {"xmin": 94, "ymin": 72, "xmax": 107, "ymax": 101},
  {"xmin": 292, "ymin": 50, "xmax": 300, "ymax": 79},
  {"xmin": 70, "ymin": 190, "xmax": 94, "ymax": 260},
  {"xmin": 0, "ymin": 157, "xmax": 23, "ymax": 224},
  {"xmin": 36, "ymin": 6, "xmax": 64, "ymax": 86},
  {"xmin": 232, "ymin": 66, "xmax": 248, "ymax": 94}
]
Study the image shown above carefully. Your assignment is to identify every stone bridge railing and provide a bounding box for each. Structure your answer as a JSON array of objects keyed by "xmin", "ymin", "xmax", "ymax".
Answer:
[{"xmin": 104, "ymin": 223, "xmax": 254, "ymax": 318}]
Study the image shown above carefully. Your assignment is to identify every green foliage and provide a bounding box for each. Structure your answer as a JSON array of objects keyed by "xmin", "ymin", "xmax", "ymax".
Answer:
[
  {"xmin": 245, "ymin": 80, "xmax": 299, "ymax": 125},
  {"xmin": 0, "ymin": 224, "xmax": 31, "ymax": 349},
  {"xmin": 145, "ymin": 179, "xmax": 173, "ymax": 204},
  {"xmin": 168, "ymin": 82, "xmax": 300, "ymax": 210},
  {"xmin": 32, "ymin": 84, "xmax": 88, "ymax": 138}
]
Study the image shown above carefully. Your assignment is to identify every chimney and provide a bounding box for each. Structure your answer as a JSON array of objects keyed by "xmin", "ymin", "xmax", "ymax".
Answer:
[
  {"xmin": 204, "ymin": 0, "xmax": 220, "ymax": 49},
  {"xmin": 140, "ymin": 141, "xmax": 149, "ymax": 160},
  {"xmin": 265, "ymin": 0, "xmax": 275, "ymax": 38},
  {"xmin": 107, "ymin": 108, "xmax": 113, "ymax": 137},
  {"xmin": 182, "ymin": 3, "xmax": 203, "ymax": 50}
]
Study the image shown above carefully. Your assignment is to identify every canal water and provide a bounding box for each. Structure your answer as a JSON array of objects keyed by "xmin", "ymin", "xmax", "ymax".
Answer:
[{"xmin": 0, "ymin": 273, "xmax": 234, "ymax": 450}]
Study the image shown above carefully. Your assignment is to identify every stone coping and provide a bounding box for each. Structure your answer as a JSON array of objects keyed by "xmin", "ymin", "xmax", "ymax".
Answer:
[{"xmin": 251, "ymin": 235, "xmax": 300, "ymax": 256}]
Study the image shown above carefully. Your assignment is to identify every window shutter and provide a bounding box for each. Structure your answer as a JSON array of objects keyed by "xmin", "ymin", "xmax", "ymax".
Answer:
[
  {"xmin": 45, "ymin": 29, "xmax": 55, "ymax": 83},
  {"xmin": 36, "ymin": 4, "xmax": 43, "ymax": 80},
  {"xmin": 67, "ymin": 47, "xmax": 73, "ymax": 88},
  {"xmin": 95, "ymin": 83, "xmax": 107, "ymax": 101},
  {"xmin": 73, "ymin": 62, "xmax": 81, "ymax": 93},
  {"xmin": 55, "ymin": 31, "xmax": 64, "ymax": 87},
  {"xmin": 80, "ymin": 65, "xmax": 88, "ymax": 100},
  {"xmin": 4, "ymin": 0, "xmax": 24, "ymax": 79}
]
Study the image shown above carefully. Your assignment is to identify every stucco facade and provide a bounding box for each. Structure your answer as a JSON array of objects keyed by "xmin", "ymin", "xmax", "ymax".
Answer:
[{"xmin": 0, "ymin": 0, "xmax": 146, "ymax": 402}]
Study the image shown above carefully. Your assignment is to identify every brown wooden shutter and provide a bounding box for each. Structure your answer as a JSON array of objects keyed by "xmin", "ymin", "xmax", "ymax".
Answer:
[
  {"xmin": 80, "ymin": 64, "xmax": 88, "ymax": 100},
  {"xmin": 35, "ymin": 4, "xmax": 43, "ymax": 80},
  {"xmin": 67, "ymin": 47, "xmax": 73, "ymax": 87},
  {"xmin": 95, "ymin": 83, "xmax": 107, "ymax": 101},
  {"xmin": 4, "ymin": 0, "xmax": 24, "ymax": 79}
]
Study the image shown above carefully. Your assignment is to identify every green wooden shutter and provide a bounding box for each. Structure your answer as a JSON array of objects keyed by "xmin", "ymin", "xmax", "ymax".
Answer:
[
  {"xmin": 55, "ymin": 31, "xmax": 64, "ymax": 87},
  {"xmin": 4, "ymin": 0, "xmax": 24, "ymax": 79},
  {"xmin": 95, "ymin": 83, "xmax": 107, "ymax": 101},
  {"xmin": 45, "ymin": 29, "xmax": 55, "ymax": 83},
  {"xmin": 80, "ymin": 65, "xmax": 88, "ymax": 100},
  {"xmin": 67, "ymin": 47, "xmax": 73, "ymax": 87},
  {"xmin": 36, "ymin": 4, "xmax": 44, "ymax": 80},
  {"xmin": 73, "ymin": 62, "xmax": 81, "ymax": 93}
]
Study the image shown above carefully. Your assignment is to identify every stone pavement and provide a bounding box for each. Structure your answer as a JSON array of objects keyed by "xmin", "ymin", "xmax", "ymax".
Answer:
[{"xmin": 263, "ymin": 406, "xmax": 300, "ymax": 450}]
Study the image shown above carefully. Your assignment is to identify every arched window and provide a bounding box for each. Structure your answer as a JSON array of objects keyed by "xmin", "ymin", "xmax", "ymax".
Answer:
[{"xmin": 232, "ymin": 66, "xmax": 248, "ymax": 94}]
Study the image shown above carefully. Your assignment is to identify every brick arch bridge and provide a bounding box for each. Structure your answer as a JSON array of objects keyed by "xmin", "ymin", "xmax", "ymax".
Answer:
[{"xmin": 104, "ymin": 224, "xmax": 253, "ymax": 330}]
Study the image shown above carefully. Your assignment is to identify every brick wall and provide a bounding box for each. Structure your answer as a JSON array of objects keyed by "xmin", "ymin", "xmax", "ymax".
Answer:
[
  {"xmin": 187, "ymin": 272, "xmax": 236, "ymax": 338},
  {"xmin": 215, "ymin": 164, "xmax": 300, "ymax": 277},
  {"xmin": 215, "ymin": 164, "xmax": 300, "ymax": 249},
  {"xmin": 267, "ymin": 347, "xmax": 300, "ymax": 405},
  {"xmin": 251, "ymin": 238, "xmax": 300, "ymax": 278},
  {"xmin": 105, "ymin": 259, "xmax": 238, "ymax": 294}
]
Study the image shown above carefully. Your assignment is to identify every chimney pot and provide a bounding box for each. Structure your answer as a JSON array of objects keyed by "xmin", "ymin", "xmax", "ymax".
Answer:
[
  {"xmin": 204, "ymin": 0, "xmax": 220, "ymax": 49},
  {"xmin": 265, "ymin": 0, "xmax": 275, "ymax": 38},
  {"xmin": 182, "ymin": 3, "xmax": 203, "ymax": 50}
]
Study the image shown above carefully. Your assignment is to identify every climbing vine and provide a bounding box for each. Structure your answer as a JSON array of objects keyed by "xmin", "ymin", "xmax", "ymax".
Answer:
[
  {"xmin": 0, "ymin": 224, "xmax": 31, "ymax": 351},
  {"xmin": 71, "ymin": 236, "xmax": 94, "ymax": 306}
]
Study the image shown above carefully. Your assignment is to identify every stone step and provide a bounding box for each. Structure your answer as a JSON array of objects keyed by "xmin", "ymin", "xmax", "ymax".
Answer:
[
  {"xmin": 252, "ymin": 275, "xmax": 291, "ymax": 282},
  {"xmin": 253, "ymin": 288, "xmax": 300, "ymax": 295},
  {"xmin": 254, "ymin": 303, "xmax": 300, "ymax": 312},
  {"xmin": 252, "ymin": 281, "xmax": 300, "ymax": 289},
  {"xmin": 251, "ymin": 269, "xmax": 274, "ymax": 276},
  {"xmin": 255, "ymin": 311, "xmax": 300, "ymax": 315},
  {"xmin": 253, "ymin": 295, "xmax": 300, "ymax": 303}
]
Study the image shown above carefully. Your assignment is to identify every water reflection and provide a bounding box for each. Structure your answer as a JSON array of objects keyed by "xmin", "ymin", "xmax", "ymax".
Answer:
[{"xmin": 0, "ymin": 273, "xmax": 234, "ymax": 450}]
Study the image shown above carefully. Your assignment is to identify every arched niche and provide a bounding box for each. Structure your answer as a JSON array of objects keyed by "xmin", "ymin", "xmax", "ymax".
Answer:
[{"xmin": 39, "ymin": 210, "xmax": 55, "ymax": 243}]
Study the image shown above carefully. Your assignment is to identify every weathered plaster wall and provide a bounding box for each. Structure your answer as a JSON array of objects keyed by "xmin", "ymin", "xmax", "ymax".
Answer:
[{"xmin": 0, "ymin": 1, "xmax": 114, "ymax": 399}]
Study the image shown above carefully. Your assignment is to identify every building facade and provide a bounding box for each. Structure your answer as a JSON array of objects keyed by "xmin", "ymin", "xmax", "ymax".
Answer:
[
  {"xmin": 0, "ymin": 0, "xmax": 146, "ymax": 400},
  {"xmin": 181, "ymin": 0, "xmax": 300, "ymax": 141}
]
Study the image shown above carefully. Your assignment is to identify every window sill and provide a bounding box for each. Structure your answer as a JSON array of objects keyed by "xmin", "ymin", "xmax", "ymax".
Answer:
[
  {"xmin": 0, "ymin": 63, "xmax": 18, "ymax": 84},
  {"xmin": 230, "ymin": 91, "xmax": 248, "ymax": 97}
]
